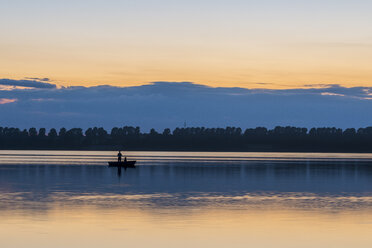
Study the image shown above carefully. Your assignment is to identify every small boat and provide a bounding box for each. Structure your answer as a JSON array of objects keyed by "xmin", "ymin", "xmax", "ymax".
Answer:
[{"xmin": 108, "ymin": 160, "xmax": 136, "ymax": 168}]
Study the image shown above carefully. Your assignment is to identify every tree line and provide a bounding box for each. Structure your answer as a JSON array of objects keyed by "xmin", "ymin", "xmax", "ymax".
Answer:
[{"xmin": 1, "ymin": 126, "xmax": 372, "ymax": 152}]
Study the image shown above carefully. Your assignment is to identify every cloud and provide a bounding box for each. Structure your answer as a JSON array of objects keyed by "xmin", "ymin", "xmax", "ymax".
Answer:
[
  {"xmin": 0, "ymin": 79, "xmax": 56, "ymax": 89},
  {"xmin": 321, "ymin": 92, "xmax": 345, "ymax": 97},
  {"xmin": 303, "ymin": 84, "xmax": 341, "ymax": 88},
  {"xmin": 0, "ymin": 80, "xmax": 371, "ymax": 130},
  {"xmin": 0, "ymin": 98, "xmax": 17, "ymax": 104},
  {"xmin": 24, "ymin": 77, "xmax": 50, "ymax": 82}
]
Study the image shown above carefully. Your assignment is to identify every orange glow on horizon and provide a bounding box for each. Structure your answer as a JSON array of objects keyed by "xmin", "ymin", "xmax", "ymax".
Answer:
[{"xmin": 1, "ymin": 1, "xmax": 372, "ymax": 90}]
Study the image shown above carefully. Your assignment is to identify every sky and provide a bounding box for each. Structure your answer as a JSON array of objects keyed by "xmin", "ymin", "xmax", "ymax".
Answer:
[
  {"xmin": 1, "ymin": 1, "xmax": 372, "ymax": 130},
  {"xmin": 1, "ymin": 0, "xmax": 372, "ymax": 89}
]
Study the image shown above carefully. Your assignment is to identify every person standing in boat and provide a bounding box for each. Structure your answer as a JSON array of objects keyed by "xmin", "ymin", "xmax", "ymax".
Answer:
[{"xmin": 117, "ymin": 151, "xmax": 122, "ymax": 162}]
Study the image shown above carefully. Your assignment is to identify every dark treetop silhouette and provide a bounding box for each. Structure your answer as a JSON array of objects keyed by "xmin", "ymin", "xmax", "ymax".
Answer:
[{"xmin": 1, "ymin": 126, "xmax": 372, "ymax": 152}]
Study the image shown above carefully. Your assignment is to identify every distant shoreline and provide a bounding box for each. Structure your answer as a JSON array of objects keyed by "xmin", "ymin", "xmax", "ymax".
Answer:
[
  {"xmin": 1, "ymin": 126, "xmax": 372, "ymax": 153},
  {"xmin": 1, "ymin": 147, "xmax": 372, "ymax": 153}
]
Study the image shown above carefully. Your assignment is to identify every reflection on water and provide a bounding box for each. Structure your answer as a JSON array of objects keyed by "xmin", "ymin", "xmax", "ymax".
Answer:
[{"xmin": 1, "ymin": 151, "xmax": 372, "ymax": 248}]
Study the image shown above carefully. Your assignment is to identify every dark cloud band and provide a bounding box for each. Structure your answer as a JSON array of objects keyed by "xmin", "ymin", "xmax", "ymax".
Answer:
[
  {"xmin": 0, "ymin": 79, "xmax": 56, "ymax": 89},
  {"xmin": 0, "ymin": 80, "xmax": 371, "ymax": 130}
]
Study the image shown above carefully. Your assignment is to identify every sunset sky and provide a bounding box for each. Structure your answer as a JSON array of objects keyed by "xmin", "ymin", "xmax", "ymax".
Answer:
[{"xmin": 1, "ymin": 0, "xmax": 372, "ymax": 89}]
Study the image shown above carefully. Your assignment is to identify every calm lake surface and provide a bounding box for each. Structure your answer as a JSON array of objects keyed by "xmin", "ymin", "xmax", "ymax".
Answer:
[{"xmin": 1, "ymin": 151, "xmax": 372, "ymax": 248}]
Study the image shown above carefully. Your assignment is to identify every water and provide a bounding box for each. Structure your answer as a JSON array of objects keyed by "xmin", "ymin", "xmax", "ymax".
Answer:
[{"xmin": 1, "ymin": 151, "xmax": 372, "ymax": 248}]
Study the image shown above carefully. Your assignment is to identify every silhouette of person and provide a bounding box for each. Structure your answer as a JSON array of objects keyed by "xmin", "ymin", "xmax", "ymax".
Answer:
[
  {"xmin": 117, "ymin": 151, "xmax": 122, "ymax": 162},
  {"xmin": 124, "ymin": 156, "xmax": 127, "ymax": 162}
]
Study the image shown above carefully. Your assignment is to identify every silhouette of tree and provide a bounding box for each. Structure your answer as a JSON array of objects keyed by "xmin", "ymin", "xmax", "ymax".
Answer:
[
  {"xmin": 150, "ymin": 128, "xmax": 158, "ymax": 136},
  {"xmin": 163, "ymin": 128, "xmax": 171, "ymax": 136},
  {"xmin": 59, "ymin": 128, "xmax": 66, "ymax": 137},
  {"xmin": 1, "ymin": 125, "xmax": 372, "ymax": 152},
  {"xmin": 29, "ymin": 128, "xmax": 37, "ymax": 137},
  {"xmin": 38, "ymin": 128, "xmax": 46, "ymax": 137},
  {"xmin": 48, "ymin": 128, "xmax": 57, "ymax": 138}
]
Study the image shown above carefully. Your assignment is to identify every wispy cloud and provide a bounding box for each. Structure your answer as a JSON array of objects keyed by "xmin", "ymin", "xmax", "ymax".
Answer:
[
  {"xmin": 0, "ymin": 79, "xmax": 56, "ymax": 89},
  {"xmin": 24, "ymin": 77, "xmax": 50, "ymax": 82},
  {"xmin": 0, "ymin": 98, "xmax": 17, "ymax": 104},
  {"xmin": 321, "ymin": 92, "xmax": 345, "ymax": 97}
]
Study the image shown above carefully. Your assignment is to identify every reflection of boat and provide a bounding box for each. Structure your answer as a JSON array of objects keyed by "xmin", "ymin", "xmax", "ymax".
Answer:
[{"xmin": 108, "ymin": 161, "xmax": 136, "ymax": 168}]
